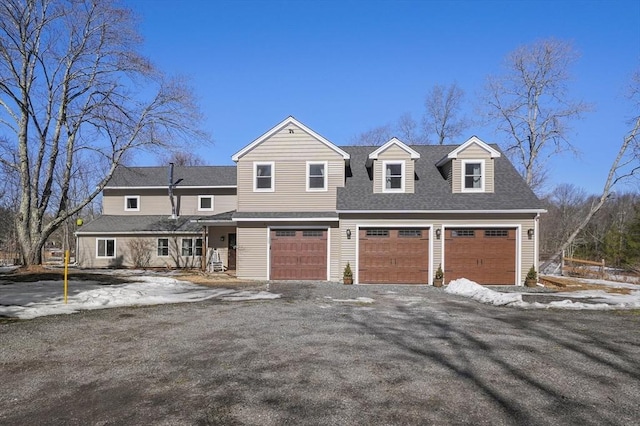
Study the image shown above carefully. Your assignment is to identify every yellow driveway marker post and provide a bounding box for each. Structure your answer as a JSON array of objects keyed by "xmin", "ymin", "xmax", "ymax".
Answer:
[{"xmin": 64, "ymin": 250, "xmax": 69, "ymax": 304}]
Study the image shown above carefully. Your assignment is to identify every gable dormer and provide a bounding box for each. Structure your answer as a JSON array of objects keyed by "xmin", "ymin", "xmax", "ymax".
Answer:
[
  {"xmin": 436, "ymin": 136, "xmax": 501, "ymax": 193},
  {"xmin": 368, "ymin": 138, "xmax": 420, "ymax": 194}
]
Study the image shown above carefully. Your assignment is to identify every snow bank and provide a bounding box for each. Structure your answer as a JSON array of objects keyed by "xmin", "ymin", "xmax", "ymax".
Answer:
[
  {"xmin": 445, "ymin": 278, "xmax": 523, "ymax": 306},
  {"xmin": 0, "ymin": 277, "xmax": 280, "ymax": 320}
]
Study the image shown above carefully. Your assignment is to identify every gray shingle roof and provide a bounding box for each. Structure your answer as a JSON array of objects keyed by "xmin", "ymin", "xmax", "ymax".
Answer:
[
  {"xmin": 106, "ymin": 165, "xmax": 236, "ymax": 188},
  {"xmin": 336, "ymin": 145, "xmax": 545, "ymax": 211},
  {"xmin": 76, "ymin": 215, "xmax": 204, "ymax": 234}
]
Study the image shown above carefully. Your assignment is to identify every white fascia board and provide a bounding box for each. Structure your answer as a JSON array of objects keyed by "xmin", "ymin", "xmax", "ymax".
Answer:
[
  {"xmin": 233, "ymin": 217, "xmax": 340, "ymax": 222},
  {"xmin": 231, "ymin": 116, "xmax": 350, "ymax": 161},
  {"xmin": 369, "ymin": 137, "xmax": 420, "ymax": 160},
  {"xmin": 446, "ymin": 136, "xmax": 502, "ymax": 160},
  {"xmin": 337, "ymin": 209, "xmax": 547, "ymax": 214},
  {"xmin": 105, "ymin": 185, "xmax": 237, "ymax": 189}
]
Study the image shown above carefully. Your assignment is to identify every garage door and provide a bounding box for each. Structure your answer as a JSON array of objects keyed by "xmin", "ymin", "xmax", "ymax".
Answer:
[
  {"xmin": 445, "ymin": 228, "xmax": 516, "ymax": 285},
  {"xmin": 270, "ymin": 229, "xmax": 327, "ymax": 280},
  {"xmin": 359, "ymin": 228, "xmax": 429, "ymax": 284}
]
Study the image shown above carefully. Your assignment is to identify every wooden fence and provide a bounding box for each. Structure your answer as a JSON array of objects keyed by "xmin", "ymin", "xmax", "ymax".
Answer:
[{"xmin": 561, "ymin": 252, "xmax": 606, "ymax": 279}]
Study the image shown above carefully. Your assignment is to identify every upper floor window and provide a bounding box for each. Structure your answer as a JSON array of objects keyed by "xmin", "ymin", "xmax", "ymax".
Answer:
[
  {"xmin": 254, "ymin": 162, "xmax": 274, "ymax": 192},
  {"xmin": 198, "ymin": 195, "xmax": 214, "ymax": 211},
  {"xmin": 124, "ymin": 195, "xmax": 140, "ymax": 211},
  {"xmin": 96, "ymin": 238, "xmax": 116, "ymax": 258},
  {"xmin": 307, "ymin": 161, "xmax": 327, "ymax": 191},
  {"xmin": 383, "ymin": 161, "xmax": 405, "ymax": 192},
  {"xmin": 462, "ymin": 160, "xmax": 484, "ymax": 192}
]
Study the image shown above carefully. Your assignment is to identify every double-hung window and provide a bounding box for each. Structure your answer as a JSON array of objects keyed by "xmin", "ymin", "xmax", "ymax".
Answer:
[
  {"xmin": 306, "ymin": 161, "xmax": 327, "ymax": 191},
  {"xmin": 254, "ymin": 162, "xmax": 274, "ymax": 192},
  {"xmin": 97, "ymin": 238, "xmax": 116, "ymax": 258},
  {"xmin": 181, "ymin": 238, "xmax": 203, "ymax": 257},
  {"xmin": 198, "ymin": 195, "xmax": 214, "ymax": 211},
  {"xmin": 157, "ymin": 238, "xmax": 169, "ymax": 257},
  {"xmin": 124, "ymin": 195, "xmax": 140, "ymax": 211},
  {"xmin": 383, "ymin": 161, "xmax": 404, "ymax": 192},
  {"xmin": 181, "ymin": 238, "xmax": 193, "ymax": 256},
  {"xmin": 462, "ymin": 160, "xmax": 484, "ymax": 192}
]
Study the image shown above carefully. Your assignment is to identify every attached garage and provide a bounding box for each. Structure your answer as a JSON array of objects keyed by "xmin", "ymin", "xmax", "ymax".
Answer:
[
  {"xmin": 444, "ymin": 228, "xmax": 517, "ymax": 285},
  {"xmin": 270, "ymin": 229, "xmax": 328, "ymax": 280},
  {"xmin": 359, "ymin": 228, "xmax": 429, "ymax": 284}
]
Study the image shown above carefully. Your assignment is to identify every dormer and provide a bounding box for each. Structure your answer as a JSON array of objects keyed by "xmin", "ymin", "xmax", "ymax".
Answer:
[
  {"xmin": 368, "ymin": 138, "xmax": 420, "ymax": 194},
  {"xmin": 436, "ymin": 136, "xmax": 501, "ymax": 193}
]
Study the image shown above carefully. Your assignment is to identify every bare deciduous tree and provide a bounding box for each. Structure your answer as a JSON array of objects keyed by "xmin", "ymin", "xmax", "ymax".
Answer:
[
  {"xmin": 484, "ymin": 38, "xmax": 590, "ymax": 190},
  {"xmin": 423, "ymin": 82, "xmax": 468, "ymax": 145},
  {"xmin": 0, "ymin": 0, "xmax": 208, "ymax": 266},
  {"xmin": 542, "ymin": 68, "xmax": 640, "ymax": 269},
  {"xmin": 157, "ymin": 151, "xmax": 207, "ymax": 167}
]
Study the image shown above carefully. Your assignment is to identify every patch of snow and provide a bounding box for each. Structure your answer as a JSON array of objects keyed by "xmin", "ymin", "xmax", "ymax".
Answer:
[
  {"xmin": 445, "ymin": 278, "xmax": 523, "ymax": 306},
  {"xmin": 0, "ymin": 275, "xmax": 280, "ymax": 320},
  {"xmin": 444, "ymin": 278, "xmax": 640, "ymax": 310},
  {"xmin": 331, "ymin": 297, "xmax": 375, "ymax": 304}
]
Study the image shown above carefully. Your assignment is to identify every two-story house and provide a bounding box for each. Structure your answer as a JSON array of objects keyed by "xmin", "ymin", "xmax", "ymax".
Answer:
[{"xmin": 76, "ymin": 116, "xmax": 546, "ymax": 285}]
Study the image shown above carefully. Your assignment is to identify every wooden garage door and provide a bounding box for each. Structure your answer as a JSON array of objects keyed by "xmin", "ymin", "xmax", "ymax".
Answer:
[
  {"xmin": 270, "ymin": 229, "xmax": 327, "ymax": 280},
  {"xmin": 359, "ymin": 228, "xmax": 429, "ymax": 284},
  {"xmin": 445, "ymin": 228, "xmax": 516, "ymax": 285}
]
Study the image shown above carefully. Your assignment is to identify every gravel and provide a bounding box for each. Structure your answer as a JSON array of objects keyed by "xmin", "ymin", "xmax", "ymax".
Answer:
[{"xmin": 1, "ymin": 281, "xmax": 639, "ymax": 425}]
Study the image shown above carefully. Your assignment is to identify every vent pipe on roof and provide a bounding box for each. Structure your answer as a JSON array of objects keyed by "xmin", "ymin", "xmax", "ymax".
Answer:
[{"xmin": 168, "ymin": 163, "xmax": 183, "ymax": 219}]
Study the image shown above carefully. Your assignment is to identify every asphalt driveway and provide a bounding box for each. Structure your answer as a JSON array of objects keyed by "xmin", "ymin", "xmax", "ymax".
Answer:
[{"xmin": 1, "ymin": 281, "xmax": 639, "ymax": 425}]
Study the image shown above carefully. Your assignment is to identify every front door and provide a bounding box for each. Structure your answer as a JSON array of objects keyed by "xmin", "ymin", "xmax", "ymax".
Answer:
[{"xmin": 228, "ymin": 233, "xmax": 237, "ymax": 270}]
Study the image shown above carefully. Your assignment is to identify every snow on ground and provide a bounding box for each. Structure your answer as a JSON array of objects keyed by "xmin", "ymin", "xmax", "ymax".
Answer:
[
  {"xmin": 445, "ymin": 278, "xmax": 640, "ymax": 310},
  {"xmin": 0, "ymin": 274, "xmax": 280, "ymax": 320}
]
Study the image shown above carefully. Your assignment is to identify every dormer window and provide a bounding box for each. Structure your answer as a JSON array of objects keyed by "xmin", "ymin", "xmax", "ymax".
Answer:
[
  {"xmin": 254, "ymin": 162, "xmax": 274, "ymax": 192},
  {"xmin": 383, "ymin": 161, "xmax": 405, "ymax": 192},
  {"xmin": 307, "ymin": 161, "xmax": 327, "ymax": 191},
  {"xmin": 462, "ymin": 160, "xmax": 485, "ymax": 192},
  {"xmin": 198, "ymin": 195, "xmax": 214, "ymax": 211},
  {"xmin": 124, "ymin": 195, "xmax": 140, "ymax": 211}
]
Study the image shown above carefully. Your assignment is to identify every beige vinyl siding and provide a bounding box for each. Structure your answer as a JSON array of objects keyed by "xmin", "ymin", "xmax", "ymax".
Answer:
[
  {"xmin": 76, "ymin": 234, "xmax": 204, "ymax": 269},
  {"xmin": 236, "ymin": 225, "xmax": 268, "ymax": 280},
  {"xmin": 372, "ymin": 145, "xmax": 416, "ymax": 193},
  {"xmin": 339, "ymin": 218, "xmax": 357, "ymax": 283},
  {"xmin": 237, "ymin": 125, "xmax": 345, "ymax": 212},
  {"xmin": 102, "ymin": 188, "xmax": 237, "ymax": 215},
  {"xmin": 329, "ymin": 226, "xmax": 341, "ymax": 281},
  {"xmin": 451, "ymin": 143, "xmax": 495, "ymax": 193}
]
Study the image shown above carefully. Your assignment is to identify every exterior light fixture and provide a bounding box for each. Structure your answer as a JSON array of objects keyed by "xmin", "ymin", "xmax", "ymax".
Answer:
[
  {"xmin": 435, "ymin": 228, "xmax": 441, "ymax": 239},
  {"xmin": 220, "ymin": 236, "xmax": 225, "ymax": 242},
  {"xmin": 346, "ymin": 229, "xmax": 352, "ymax": 239},
  {"xmin": 527, "ymin": 228, "xmax": 534, "ymax": 239}
]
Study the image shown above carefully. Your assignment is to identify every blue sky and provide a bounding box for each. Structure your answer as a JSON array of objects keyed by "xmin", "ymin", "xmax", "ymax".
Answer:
[{"xmin": 126, "ymin": 0, "xmax": 639, "ymax": 195}]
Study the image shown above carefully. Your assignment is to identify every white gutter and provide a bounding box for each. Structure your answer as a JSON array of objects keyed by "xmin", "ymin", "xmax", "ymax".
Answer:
[
  {"xmin": 105, "ymin": 185, "xmax": 237, "ymax": 189},
  {"xmin": 337, "ymin": 209, "xmax": 548, "ymax": 214}
]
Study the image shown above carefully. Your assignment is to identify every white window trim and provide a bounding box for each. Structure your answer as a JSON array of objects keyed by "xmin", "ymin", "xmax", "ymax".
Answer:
[
  {"xmin": 124, "ymin": 195, "xmax": 140, "ymax": 211},
  {"xmin": 306, "ymin": 161, "xmax": 328, "ymax": 192},
  {"xmin": 382, "ymin": 160, "xmax": 405, "ymax": 193},
  {"xmin": 461, "ymin": 159, "xmax": 485, "ymax": 193},
  {"xmin": 253, "ymin": 161, "xmax": 275, "ymax": 192},
  {"xmin": 197, "ymin": 195, "xmax": 214, "ymax": 211},
  {"xmin": 157, "ymin": 238, "xmax": 169, "ymax": 257},
  {"xmin": 180, "ymin": 237, "xmax": 203, "ymax": 257},
  {"xmin": 96, "ymin": 238, "xmax": 116, "ymax": 258},
  {"xmin": 181, "ymin": 238, "xmax": 194, "ymax": 257}
]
